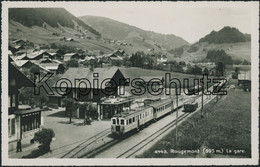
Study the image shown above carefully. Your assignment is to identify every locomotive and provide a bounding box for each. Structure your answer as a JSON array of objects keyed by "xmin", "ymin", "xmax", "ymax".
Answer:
[{"xmin": 111, "ymin": 98, "xmax": 174, "ymax": 135}]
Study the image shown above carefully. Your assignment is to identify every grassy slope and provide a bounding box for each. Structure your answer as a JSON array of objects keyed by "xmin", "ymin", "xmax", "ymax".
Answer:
[
  {"xmin": 168, "ymin": 41, "xmax": 251, "ymax": 63},
  {"xmin": 139, "ymin": 86, "xmax": 251, "ymax": 158},
  {"xmin": 9, "ymin": 20, "xmax": 176, "ymax": 57}
]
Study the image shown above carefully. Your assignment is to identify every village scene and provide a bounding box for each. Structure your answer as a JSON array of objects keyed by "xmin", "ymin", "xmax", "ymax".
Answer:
[{"xmin": 6, "ymin": 5, "xmax": 254, "ymax": 161}]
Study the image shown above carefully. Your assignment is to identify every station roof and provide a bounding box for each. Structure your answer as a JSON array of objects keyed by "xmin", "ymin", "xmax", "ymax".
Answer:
[{"xmin": 15, "ymin": 107, "xmax": 43, "ymax": 115}]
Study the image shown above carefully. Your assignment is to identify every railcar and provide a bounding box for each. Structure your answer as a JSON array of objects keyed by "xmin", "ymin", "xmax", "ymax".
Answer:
[
  {"xmin": 111, "ymin": 98, "xmax": 174, "ymax": 135},
  {"xmin": 183, "ymin": 99, "xmax": 198, "ymax": 112},
  {"xmin": 111, "ymin": 106, "xmax": 154, "ymax": 135}
]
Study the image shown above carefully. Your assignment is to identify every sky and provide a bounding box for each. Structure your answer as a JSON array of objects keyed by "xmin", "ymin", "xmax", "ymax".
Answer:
[{"xmin": 63, "ymin": 2, "xmax": 254, "ymax": 43}]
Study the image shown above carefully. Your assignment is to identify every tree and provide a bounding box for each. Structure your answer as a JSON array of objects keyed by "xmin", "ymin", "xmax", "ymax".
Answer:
[
  {"xmin": 62, "ymin": 97, "xmax": 79, "ymax": 124},
  {"xmin": 111, "ymin": 60, "xmax": 122, "ymax": 67},
  {"xmin": 235, "ymin": 67, "xmax": 240, "ymax": 74},
  {"xmin": 65, "ymin": 59, "xmax": 79, "ymax": 68},
  {"xmin": 192, "ymin": 65, "xmax": 202, "ymax": 77},
  {"xmin": 19, "ymin": 87, "xmax": 35, "ymax": 106},
  {"xmin": 216, "ymin": 62, "xmax": 225, "ymax": 76},
  {"xmin": 34, "ymin": 128, "xmax": 55, "ymax": 153},
  {"xmin": 203, "ymin": 68, "xmax": 209, "ymax": 75}
]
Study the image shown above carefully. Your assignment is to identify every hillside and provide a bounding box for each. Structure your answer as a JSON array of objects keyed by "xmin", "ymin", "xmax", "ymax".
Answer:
[
  {"xmin": 79, "ymin": 15, "xmax": 189, "ymax": 51},
  {"xmin": 199, "ymin": 26, "xmax": 250, "ymax": 44},
  {"xmin": 167, "ymin": 27, "xmax": 251, "ymax": 62},
  {"xmin": 9, "ymin": 8, "xmax": 100, "ymax": 37}
]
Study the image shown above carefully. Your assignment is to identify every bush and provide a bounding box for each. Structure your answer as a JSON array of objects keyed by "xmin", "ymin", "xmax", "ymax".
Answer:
[{"xmin": 34, "ymin": 128, "xmax": 55, "ymax": 153}]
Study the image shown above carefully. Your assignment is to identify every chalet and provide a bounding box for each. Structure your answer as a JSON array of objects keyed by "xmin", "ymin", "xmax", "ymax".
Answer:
[
  {"xmin": 12, "ymin": 39, "xmax": 27, "ymax": 46},
  {"xmin": 66, "ymin": 38, "xmax": 74, "ymax": 42},
  {"xmin": 8, "ymin": 60, "xmax": 43, "ymax": 152},
  {"xmin": 53, "ymin": 67, "xmax": 128, "ymax": 119},
  {"xmin": 48, "ymin": 90, "xmax": 65, "ymax": 107},
  {"xmin": 113, "ymin": 49, "xmax": 125, "ymax": 57},
  {"xmin": 238, "ymin": 70, "xmax": 251, "ymax": 91},
  {"xmin": 27, "ymin": 51, "xmax": 51, "ymax": 60},
  {"xmin": 157, "ymin": 56, "xmax": 168, "ymax": 64},
  {"xmin": 47, "ymin": 49, "xmax": 64, "ymax": 60},
  {"xmin": 63, "ymin": 53, "xmax": 80, "ymax": 62}
]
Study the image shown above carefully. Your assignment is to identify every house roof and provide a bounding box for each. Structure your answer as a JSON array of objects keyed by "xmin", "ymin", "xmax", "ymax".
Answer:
[
  {"xmin": 64, "ymin": 53, "xmax": 78, "ymax": 57},
  {"xmin": 40, "ymin": 63, "xmax": 63, "ymax": 70},
  {"xmin": 147, "ymin": 98, "xmax": 173, "ymax": 108},
  {"xmin": 9, "ymin": 61, "xmax": 34, "ymax": 88},
  {"xmin": 15, "ymin": 107, "xmax": 43, "ymax": 115},
  {"xmin": 12, "ymin": 54, "xmax": 29, "ymax": 61},
  {"xmin": 13, "ymin": 60, "xmax": 32, "ymax": 68},
  {"xmin": 27, "ymin": 50, "xmax": 48, "ymax": 59},
  {"xmin": 53, "ymin": 67, "xmax": 124, "ymax": 88}
]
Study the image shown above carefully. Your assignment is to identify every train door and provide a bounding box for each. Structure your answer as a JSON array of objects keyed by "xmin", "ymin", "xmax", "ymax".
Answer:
[
  {"xmin": 153, "ymin": 108, "xmax": 157, "ymax": 121},
  {"xmin": 137, "ymin": 115, "xmax": 140, "ymax": 128},
  {"xmin": 116, "ymin": 117, "xmax": 120, "ymax": 132}
]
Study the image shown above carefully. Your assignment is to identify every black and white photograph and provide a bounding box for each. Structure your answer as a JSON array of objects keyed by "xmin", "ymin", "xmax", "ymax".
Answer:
[{"xmin": 1, "ymin": 1, "xmax": 259, "ymax": 166}]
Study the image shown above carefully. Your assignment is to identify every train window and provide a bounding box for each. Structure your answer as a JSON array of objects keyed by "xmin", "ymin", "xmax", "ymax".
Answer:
[
  {"xmin": 120, "ymin": 119, "xmax": 124, "ymax": 125},
  {"xmin": 112, "ymin": 119, "xmax": 116, "ymax": 124},
  {"xmin": 126, "ymin": 120, "xmax": 128, "ymax": 125},
  {"xmin": 133, "ymin": 117, "xmax": 135, "ymax": 122},
  {"xmin": 129, "ymin": 119, "xmax": 132, "ymax": 124}
]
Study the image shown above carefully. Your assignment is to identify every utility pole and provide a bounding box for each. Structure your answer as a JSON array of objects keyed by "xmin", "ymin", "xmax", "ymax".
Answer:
[
  {"xmin": 175, "ymin": 94, "xmax": 179, "ymax": 147},
  {"xmin": 201, "ymin": 80, "xmax": 204, "ymax": 119}
]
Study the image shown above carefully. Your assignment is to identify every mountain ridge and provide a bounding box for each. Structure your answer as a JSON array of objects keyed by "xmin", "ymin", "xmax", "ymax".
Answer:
[{"xmin": 79, "ymin": 15, "xmax": 189, "ymax": 50}]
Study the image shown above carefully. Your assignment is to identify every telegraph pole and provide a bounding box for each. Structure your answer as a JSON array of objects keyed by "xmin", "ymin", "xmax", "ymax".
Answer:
[
  {"xmin": 175, "ymin": 93, "xmax": 179, "ymax": 147},
  {"xmin": 201, "ymin": 80, "xmax": 204, "ymax": 119}
]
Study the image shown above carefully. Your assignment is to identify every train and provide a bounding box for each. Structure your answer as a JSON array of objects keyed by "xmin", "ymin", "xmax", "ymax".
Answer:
[
  {"xmin": 111, "ymin": 98, "xmax": 174, "ymax": 135},
  {"xmin": 183, "ymin": 99, "xmax": 198, "ymax": 112}
]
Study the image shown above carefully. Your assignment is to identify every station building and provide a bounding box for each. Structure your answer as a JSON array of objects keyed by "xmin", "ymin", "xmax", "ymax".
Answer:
[{"xmin": 53, "ymin": 67, "xmax": 129, "ymax": 120}]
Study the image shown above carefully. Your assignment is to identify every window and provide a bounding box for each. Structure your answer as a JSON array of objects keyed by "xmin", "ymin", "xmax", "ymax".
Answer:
[
  {"xmin": 126, "ymin": 120, "xmax": 128, "ymax": 125},
  {"xmin": 129, "ymin": 119, "xmax": 132, "ymax": 124},
  {"xmin": 12, "ymin": 94, "xmax": 16, "ymax": 107},
  {"xmin": 120, "ymin": 119, "xmax": 124, "ymax": 125},
  {"xmin": 11, "ymin": 118, "xmax": 15, "ymax": 135},
  {"xmin": 112, "ymin": 119, "xmax": 116, "ymax": 124},
  {"xmin": 133, "ymin": 117, "xmax": 135, "ymax": 122}
]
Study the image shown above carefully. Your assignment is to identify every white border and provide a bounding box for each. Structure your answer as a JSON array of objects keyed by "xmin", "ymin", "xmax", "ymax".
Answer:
[{"xmin": 1, "ymin": 1, "xmax": 259, "ymax": 166}]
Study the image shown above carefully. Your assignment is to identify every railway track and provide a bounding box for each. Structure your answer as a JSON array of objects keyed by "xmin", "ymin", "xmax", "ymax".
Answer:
[
  {"xmin": 62, "ymin": 89, "xmax": 219, "ymax": 158},
  {"xmin": 116, "ymin": 112, "xmax": 189, "ymax": 158},
  {"xmin": 61, "ymin": 128, "xmax": 111, "ymax": 158},
  {"xmin": 116, "ymin": 96, "xmax": 212, "ymax": 158}
]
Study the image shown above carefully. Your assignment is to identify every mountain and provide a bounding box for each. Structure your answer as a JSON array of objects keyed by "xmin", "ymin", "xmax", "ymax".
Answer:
[
  {"xmin": 199, "ymin": 26, "xmax": 250, "ymax": 44},
  {"xmin": 9, "ymin": 8, "xmax": 100, "ymax": 37},
  {"xmin": 79, "ymin": 15, "xmax": 189, "ymax": 50},
  {"xmin": 166, "ymin": 27, "xmax": 251, "ymax": 62}
]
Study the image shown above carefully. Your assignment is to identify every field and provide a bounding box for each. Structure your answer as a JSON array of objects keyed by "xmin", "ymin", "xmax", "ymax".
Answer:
[{"xmin": 139, "ymin": 87, "xmax": 251, "ymax": 158}]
